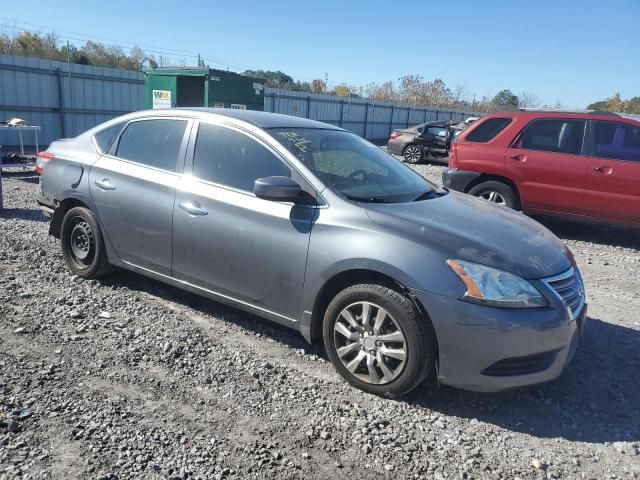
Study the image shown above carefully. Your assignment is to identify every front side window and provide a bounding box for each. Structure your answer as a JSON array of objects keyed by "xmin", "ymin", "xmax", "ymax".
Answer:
[
  {"xmin": 272, "ymin": 128, "xmax": 443, "ymax": 203},
  {"xmin": 116, "ymin": 119, "xmax": 187, "ymax": 172},
  {"xmin": 590, "ymin": 121, "xmax": 640, "ymax": 162},
  {"xmin": 519, "ymin": 119, "xmax": 585, "ymax": 155},
  {"xmin": 466, "ymin": 117, "xmax": 511, "ymax": 142},
  {"xmin": 193, "ymin": 123, "xmax": 291, "ymax": 192}
]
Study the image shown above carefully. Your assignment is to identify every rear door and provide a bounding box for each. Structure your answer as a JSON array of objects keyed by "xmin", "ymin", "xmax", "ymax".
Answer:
[
  {"xmin": 89, "ymin": 117, "xmax": 191, "ymax": 275},
  {"xmin": 582, "ymin": 120, "xmax": 640, "ymax": 224},
  {"xmin": 505, "ymin": 118, "xmax": 587, "ymax": 214}
]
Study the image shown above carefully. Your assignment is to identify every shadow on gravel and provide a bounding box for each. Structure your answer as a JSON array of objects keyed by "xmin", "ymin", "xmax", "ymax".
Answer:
[
  {"xmin": 102, "ymin": 269, "xmax": 319, "ymax": 354},
  {"xmin": 410, "ymin": 316, "xmax": 640, "ymax": 444},
  {"xmin": 535, "ymin": 216, "xmax": 640, "ymax": 249},
  {"xmin": 99, "ymin": 270, "xmax": 639, "ymax": 444},
  {"xmin": 1, "ymin": 170, "xmax": 39, "ymax": 184},
  {"xmin": 0, "ymin": 208, "xmax": 48, "ymax": 222}
]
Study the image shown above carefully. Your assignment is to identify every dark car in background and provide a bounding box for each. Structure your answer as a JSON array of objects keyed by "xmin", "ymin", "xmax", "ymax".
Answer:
[{"xmin": 387, "ymin": 120, "xmax": 464, "ymax": 164}]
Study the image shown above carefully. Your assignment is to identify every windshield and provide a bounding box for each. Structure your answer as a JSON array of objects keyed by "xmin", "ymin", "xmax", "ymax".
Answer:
[{"xmin": 270, "ymin": 128, "xmax": 445, "ymax": 203}]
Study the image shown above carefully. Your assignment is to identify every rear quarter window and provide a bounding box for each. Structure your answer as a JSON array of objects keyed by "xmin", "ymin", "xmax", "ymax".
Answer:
[
  {"xmin": 465, "ymin": 118, "xmax": 512, "ymax": 143},
  {"xmin": 94, "ymin": 122, "xmax": 125, "ymax": 153}
]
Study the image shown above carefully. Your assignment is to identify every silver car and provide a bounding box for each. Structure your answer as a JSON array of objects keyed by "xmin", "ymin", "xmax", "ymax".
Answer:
[{"xmin": 36, "ymin": 109, "xmax": 587, "ymax": 397}]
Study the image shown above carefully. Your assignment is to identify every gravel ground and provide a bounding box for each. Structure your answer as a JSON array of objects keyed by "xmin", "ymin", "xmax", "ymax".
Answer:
[{"xmin": 1, "ymin": 165, "xmax": 639, "ymax": 480}]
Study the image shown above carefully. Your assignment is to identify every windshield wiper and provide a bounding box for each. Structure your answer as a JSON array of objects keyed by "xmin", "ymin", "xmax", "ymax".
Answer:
[
  {"xmin": 345, "ymin": 195, "xmax": 394, "ymax": 203},
  {"xmin": 411, "ymin": 190, "xmax": 445, "ymax": 202}
]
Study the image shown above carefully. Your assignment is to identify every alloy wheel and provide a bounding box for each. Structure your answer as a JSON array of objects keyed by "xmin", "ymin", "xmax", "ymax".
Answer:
[
  {"xmin": 333, "ymin": 301, "xmax": 407, "ymax": 385},
  {"xmin": 403, "ymin": 146, "xmax": 422, "ymax": 163},
  {"xmin": 479, "ymin": 190, "xmax": 506, "ymax": 205}
]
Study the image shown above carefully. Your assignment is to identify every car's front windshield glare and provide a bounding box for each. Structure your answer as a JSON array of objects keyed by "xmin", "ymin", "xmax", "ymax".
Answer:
[{"xmin": 271, "ymin": 128, "xmax": 444, "ymax": 203}]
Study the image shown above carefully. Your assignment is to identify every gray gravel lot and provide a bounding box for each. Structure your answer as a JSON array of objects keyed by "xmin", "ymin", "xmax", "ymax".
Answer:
[{"xmin": 1, "ymin": 164, "xmax": 639, "ymax": 479}]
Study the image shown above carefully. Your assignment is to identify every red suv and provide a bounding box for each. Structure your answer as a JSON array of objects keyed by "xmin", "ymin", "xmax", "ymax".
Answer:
[{"xmin": 443, "ymin": 110, "xmax": 640, "ymax": 226}]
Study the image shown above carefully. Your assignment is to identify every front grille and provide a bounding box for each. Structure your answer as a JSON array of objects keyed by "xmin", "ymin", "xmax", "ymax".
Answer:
[
  {"xmin": 482, "ymin": 350, "xmax": 559, "ymax": 377},
  {"xmin": 543, "ymin": 267, "xmax": 585, "ymax": 319}
]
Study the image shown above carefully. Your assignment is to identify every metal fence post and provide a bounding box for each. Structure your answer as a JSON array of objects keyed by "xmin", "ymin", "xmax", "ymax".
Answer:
[
  {"xmin": 339, "ymin": 100, "xmax": 344, "ymax": 128},
  {"xmin": 364, "ymin": 102, "xmax": 370, "ymax": 139},
  {"xmin": 306, "ymin": 95, "xmax": 311, "ymax": 119},
  {"xmin": 405, "ymin": 107, "xmax": 410, "ymax": 128},
  {"xmin": 55, "ymin": 68, "xmax": 66, "ymax": 138},
  {"xmin": 389, "ymin": 105, "xmax": 394, "ymax": 136}
]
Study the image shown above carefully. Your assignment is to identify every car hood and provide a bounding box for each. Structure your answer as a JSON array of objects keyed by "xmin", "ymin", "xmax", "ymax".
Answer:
[{"xmin": 364, "ymin": 191, "xmax": 572, "ymax": 279}]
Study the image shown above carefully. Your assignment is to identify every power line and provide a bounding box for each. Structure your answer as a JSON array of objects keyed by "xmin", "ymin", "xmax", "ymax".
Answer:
[{"xmin": 0, "ymin": 17, "xmax": 371, "ymax": 92}]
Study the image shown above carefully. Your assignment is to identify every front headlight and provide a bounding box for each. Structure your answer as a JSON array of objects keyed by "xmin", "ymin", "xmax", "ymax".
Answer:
[{"xmin": 447, "ymin": 259, "xmax": 548, "ymax": 309}]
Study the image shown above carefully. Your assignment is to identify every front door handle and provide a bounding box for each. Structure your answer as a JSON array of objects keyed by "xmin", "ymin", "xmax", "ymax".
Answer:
[
  {"xmin": 179, "ymin": 201, "xmax": 208, "ymax": 216},
  {"xmin": 510, "ymin": 154, "xmax": 528, "ymax": 162},
  {"xmin": 593, "ymin": 166, "xmax": 614, "ymax": 175},
  {"xmin": 94, "ymin": 178, "xmax": 116, "ymax": 190}
]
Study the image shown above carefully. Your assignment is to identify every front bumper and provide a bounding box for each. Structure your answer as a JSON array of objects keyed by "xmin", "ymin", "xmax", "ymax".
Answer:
[
  {"xmin": 411, "ymin": 287, "xmax": 587, "ymax": 392},
  {"xmin": 441, "ymin": 169, "xmax": 482, "ymax": 193}
]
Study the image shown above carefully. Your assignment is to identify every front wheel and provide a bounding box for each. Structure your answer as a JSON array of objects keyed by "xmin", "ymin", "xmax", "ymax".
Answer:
[
  {"xmin": 323, "ymin": 282, "xmax": 436, "ymax": 398},
  {"xmin": 60, "ymin": 206, "xmax": 114, "ymax": 279},
  {"xmin": 403, "ymin": 145, "xmax": 423, "ymax": 164},
  {"xmin": 468, "ymin": 180, "xmax": 520, "ymax": 210}
]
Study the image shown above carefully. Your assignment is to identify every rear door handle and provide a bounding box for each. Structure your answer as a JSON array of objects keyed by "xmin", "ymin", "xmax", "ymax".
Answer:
[
  {"xmin": 179, "ymin": 201, "xmax": 208, "ymax": 216},
  {"xmin": 94, "ymin": 178, "xmax": 116, "ymax": 190},
  {"xmin": 510, "ymin": 154, "xmax": 527, "ymax": 162}
]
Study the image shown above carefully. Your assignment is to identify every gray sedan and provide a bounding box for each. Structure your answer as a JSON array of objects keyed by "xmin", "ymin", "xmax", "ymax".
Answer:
[{"xmin": 36, "ymin": 108, "xmax": 586, "ymax": 397}]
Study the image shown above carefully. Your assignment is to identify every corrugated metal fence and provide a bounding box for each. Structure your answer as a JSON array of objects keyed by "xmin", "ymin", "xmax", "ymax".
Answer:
[
  {"xmin": 0, "ymin": 54, "xmax": 144, "ymax": 148},
  {"xmin": 264, "ymin": 88, "xmax": 478, "ymax": 140},
  {"xmin": 0, "ymin": 54, "xmax": 477, "ymax": 149}
]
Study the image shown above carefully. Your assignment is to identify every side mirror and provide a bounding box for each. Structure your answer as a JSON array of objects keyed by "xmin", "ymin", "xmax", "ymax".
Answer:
[{"xmin": 254, "ymin": 176, "xmax": 302, "ymax": 202}]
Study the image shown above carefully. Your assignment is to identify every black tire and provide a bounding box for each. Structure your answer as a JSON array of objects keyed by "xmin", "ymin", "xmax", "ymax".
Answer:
[
  {"xmin": 323, "ymin": 282, "xmax": 436, "ymax": 398},
  {"xmin": 60, "ymin": 206, "xmax": 114, "ymax": 279},
  {"xmin": 403, "ymin": 144, "xmax": 423, "ymax": 164},
  {"xmin": 467, "ymin": 180, "xmax": 520, "ymax": 210}
]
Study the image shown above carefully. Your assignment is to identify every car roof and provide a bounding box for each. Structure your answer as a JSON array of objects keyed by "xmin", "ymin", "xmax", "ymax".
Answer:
[
  {"xmin": 485, "ymin": 109, "xmax": 639, "ymax": 124},
  {"xmin": 175, "ymin": 108, "xmax": 344, "ymax": 130}
]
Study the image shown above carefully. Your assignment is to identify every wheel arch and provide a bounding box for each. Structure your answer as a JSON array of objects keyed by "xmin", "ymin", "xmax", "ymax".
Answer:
[
  {"xmin": 307, "ymin": 269, "xmax": 439, "ymax": 360},
  {"xmin": 465, "ymin": 174, "xmax": 522, "ymax": 206},
  {"xmin": 49, "ymin": 197, "xmax": 92, "ymax": 238}
]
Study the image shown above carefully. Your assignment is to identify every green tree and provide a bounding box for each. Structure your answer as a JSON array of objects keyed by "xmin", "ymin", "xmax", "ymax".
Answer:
[{"xmin": 492, "ymin": 89, "xmax": 519, "ymax": 109}]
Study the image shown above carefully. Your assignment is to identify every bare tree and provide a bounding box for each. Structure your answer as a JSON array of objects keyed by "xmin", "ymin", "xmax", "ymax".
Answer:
[{"xmin": 518, "ymin": 91, "xmax": 543, "ymax": 108}]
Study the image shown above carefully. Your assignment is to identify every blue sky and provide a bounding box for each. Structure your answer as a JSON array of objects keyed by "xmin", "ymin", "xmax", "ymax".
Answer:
[{"xmin": 1, "ymin": 0, "xmax": 638, "ymax": 108}]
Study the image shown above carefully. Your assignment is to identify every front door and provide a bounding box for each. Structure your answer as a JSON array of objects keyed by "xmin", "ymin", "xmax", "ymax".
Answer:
[
  {"xmin": 89, "ymin": 117, "xmax": 190, "ymax": 275},
  {"xmin": 504, "ymin": 118, "xmax": 587, "ymax": 214},
  {"xmin": 172, "ymin": 122, "xmax": 316, "ymax": 320},
  {"xmin": 582, "ymin": 120, "xmax": 640, "ymax": 224}
]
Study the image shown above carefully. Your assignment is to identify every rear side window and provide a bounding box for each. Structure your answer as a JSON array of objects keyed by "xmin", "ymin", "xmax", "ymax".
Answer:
[
  {"xmin": 590, "ymin": 121, "xmax": 640, "ymax": 162},
  {"xmin": 193, "ymin": 123, "xmax": 291, "ymax": 192},
  {"xmin": 426, "ymin": 127, "xmax": 447, "ymax": 137},
  {"xmin": 116, "ymin": 119, "xmax": 187, "ymax": 172},
  {"xmin": 465, "ymin": 118, "xmax": 512, "ymax": 142},
  {"xmin": 94, "ymin": 122, "xmax": 125, "ymax": 153},
  {"xmin": 520, "ymin": 119, "xmax": 585, "ymax": 155}
]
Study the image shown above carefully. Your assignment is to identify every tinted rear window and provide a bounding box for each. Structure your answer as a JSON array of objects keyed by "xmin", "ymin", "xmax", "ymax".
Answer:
[
  {"xmin": 520, "ymin": 119, "xmax": 585, "ymax": 155},
  {"xmin": 116, "ymin": 119, "xmax": 187, "ymax": 172},
  {"xmin": 590, "ymin": 121, "xmax": 640, "ymax": 162},
  {"xmin": 466, "ymin": 118, "xmax": 512, "ymax": 142},
  {"xmin": 94, "ymin": 122, "xmax": 125, "ymax": 152}
]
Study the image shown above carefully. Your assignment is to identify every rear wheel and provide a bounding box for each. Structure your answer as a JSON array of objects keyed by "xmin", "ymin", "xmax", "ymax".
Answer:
[
  {"xmin": 468, "ymin": 180, "xmax": 520, "ymax": 210},
  {"xmin": 403, "ymin": 145, "xmax": 423, "ymax": 164},
  {"xmin": 60, "ymin": 206, "xmax": 114, "ymax": 279},
  {"xmin": 323, "ymin": 282, "xmax": 436, "ymax": 398}
]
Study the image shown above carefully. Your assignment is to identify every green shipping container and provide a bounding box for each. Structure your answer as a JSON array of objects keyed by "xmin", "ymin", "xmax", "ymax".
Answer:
[{"xmin": 144, "ymin": 67, "xmax": 265, "ymax": 111}]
